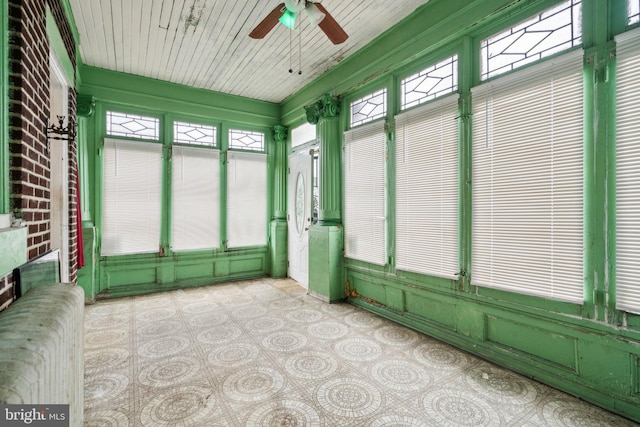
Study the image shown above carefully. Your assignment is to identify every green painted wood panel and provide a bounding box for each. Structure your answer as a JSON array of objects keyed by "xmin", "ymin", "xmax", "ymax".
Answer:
[
  {"xmin": 485, "ymin": 315, "xmax": 578, "ymax": 371},
  {"xmin": 0, "ymin": 227, "xmax": 27, "ymax": 277},
  {"xmin": 405, "ymin": 292, "xmax": 457, "ymax": 330},
  {"xmin": 229, "ymin": 257, "xmax": 265, "ymax": 274},
  {"xmin": 175, "ymin": 263, "xmax": 215, "ymax": 281},
  {"xmin": 107, "ymin": 268, "xmax": 157, "ymax": 288}
]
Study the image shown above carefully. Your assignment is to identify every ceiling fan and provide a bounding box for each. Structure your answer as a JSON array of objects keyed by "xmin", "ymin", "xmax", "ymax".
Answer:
[{"xmin": 249, "ymin": 0, "xmax": 348, "ymax": 45}]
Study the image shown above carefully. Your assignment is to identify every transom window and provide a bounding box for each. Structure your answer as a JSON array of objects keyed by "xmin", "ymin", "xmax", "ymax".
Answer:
[
  {"xmin": 401, "ymin": 55, "xmax": 458, "ymax": 110},
  {"xmin": 174, "ymin": 121, "xmax": 216, "ymax": 146},
  {"xmin": 350, "ymin": 89, "xmax": 387, "ymax": 127},
  {"xmin": 291, "ymin": 122, "xmax": 316, "ymax": 148},
  {"xmin": 630, "ymin": 0, "xmax": 640, "ymax": 25},
  {"xmin": 106, "ymin": 111, "xmax": 160, "ymax": 140},
  {"xmin": 480, "ymin": 0, "xmax": 582, "ymax": 80},
  {"xmin": 229, "ymin": 129, "xmax": 265, "ymax": 151}
]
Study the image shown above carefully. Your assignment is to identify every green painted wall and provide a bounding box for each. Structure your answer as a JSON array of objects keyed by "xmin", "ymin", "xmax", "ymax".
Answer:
[
  {"xmin": 77, "ymin": 67, "xmax": 281, "ymax": 297},
  {"xmin": 284, "ymin": 0, "xmax": 640, "ymax": 422},
  {"xmin": 79, "ymin": 65, "xmax": 280, "ymax": 127}
]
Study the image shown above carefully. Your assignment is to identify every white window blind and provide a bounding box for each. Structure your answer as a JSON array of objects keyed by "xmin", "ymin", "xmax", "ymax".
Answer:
[
  {"xmin": 615, "ymin": 28, "xmax": 640, "ymax": 314},
  {"xmin": 395, "ymin": 95, "xmax": 459, "ymax": 279},
  {"xmin": 227, "ymin": 151, "xmax": 267, "ymax": 248},
  {"xmin": 344, "ymin": 121, "xmax": 386, "ymax": 265},
  {"xmin": 101, "ymin": 138, "xmax": 162, "ymax": 256},
  {"xmin": 172, "ymin": 146, "xmax": 220, "ymax": 251},
  {"xmin": 471, "ymin": 49, "xmax": 584, "ymax": 303}
]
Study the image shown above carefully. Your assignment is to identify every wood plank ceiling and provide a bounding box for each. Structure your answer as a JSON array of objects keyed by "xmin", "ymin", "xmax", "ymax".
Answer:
[{"xmin": 69, "ymin": 0, "xmax": 431, "ymax": 103}]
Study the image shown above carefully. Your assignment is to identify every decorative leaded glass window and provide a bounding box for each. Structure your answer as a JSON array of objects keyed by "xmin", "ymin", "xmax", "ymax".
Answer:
[
  {"xmin": 106, "ymin": 111, "xmax": 160, "ymax": 140},
  {"xmin": 350, "ymin": 89, "xmax": 387, "ymax": 127},
  {"xmin": 401, "ymin": 55, "xmax": 458, "ymax": 110},
  {"xmin": 173, "ymin": 121, "xmax": 216, "ymax": 146},
  {"xmin": 229, "ymin": 129, "xmax": 265, "ymax": 151},
  {"xmin": 480, "ymin": 0, "xmax": 582, "ymax": 80},
  {"xmin": 630, "ymin": 0, "xmax": 640, "ymax": 25}
]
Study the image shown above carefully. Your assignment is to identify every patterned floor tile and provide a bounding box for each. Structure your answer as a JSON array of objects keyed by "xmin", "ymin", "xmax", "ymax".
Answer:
[{"xmin": 84, "ymin": 278, "xmax": 639, "ymax": 427}]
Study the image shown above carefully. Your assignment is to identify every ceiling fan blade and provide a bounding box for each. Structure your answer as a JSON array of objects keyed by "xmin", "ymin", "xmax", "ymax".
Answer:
[
  {"xmin": 314, "ymin": 3, "xmax": 348, "ymax": 45},
  {"xmin": 249, "ymin": 3, "xmax": 286, "ymax": 39}
]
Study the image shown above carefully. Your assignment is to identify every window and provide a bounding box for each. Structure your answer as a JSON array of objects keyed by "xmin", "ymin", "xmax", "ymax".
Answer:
[
  {"xmin": 395, "ymin": 94, "xmax": 459, "ymax": 279},
  {"xmin": 172, "ymin": 146, "xmax": 220, "ymax": 251},
  {"xmin": 401, "ymin": 55, "xmax": 458, "ymax": 110},
  {"xmin": 630, "ymin": 0, "xmax": 640, "ymax": 25},
  {"xmin": 291, "ymin": 122, "xmax": 316, "ymax": 148},
  {"xmin": 106, "ymin": 111, "xmax": 160, "ymax": 140},
  {"xmin": 174, "ymin": 121, "xmax": 216, "ymax": 146},
  {"xmin": 171, "ymin": 121, "xmax": 219, "ymax": 252},
  {"xmin": 350, "ymin": 89, "xmax": 387, "ymax": 127},
  {"xmin": 102, "ymin": 111, "xmax": 162, "ymax": 256},
  {"xmin": 344, "ymin": 120, "xmax": 386, "ymax": 265},
  {"xmin": 227, "ymin": 129, "xmax": 268, "ymax": 247},
  {"xmin": 101, "ymin": 139, "xmax": 163, "ymax": 256},
  {"xmin": 227, "ymin": 151, "xmax": 268, "ymax": 248},
  {"xmin": 471, "ymin": 49, "xmax": 584, "ymax": 303},
  {"xmin": 229, "ymin": 129, "xmax": 264, "ymax": 151},
  {"xmin": 615, "ymin": 27, "xmax": 640, "ymax": 314},
  {"xmin": 480, "ymin": 0, "xmax": 582, "ymax": 80}
]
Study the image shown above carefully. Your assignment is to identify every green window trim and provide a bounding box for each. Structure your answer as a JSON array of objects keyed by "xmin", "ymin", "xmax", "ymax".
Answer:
[{"xmin": 332, "ymin": 0, "xmax": 640, "ymax": 320}]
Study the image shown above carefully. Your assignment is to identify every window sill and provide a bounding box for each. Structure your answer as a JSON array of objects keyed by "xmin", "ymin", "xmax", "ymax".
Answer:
[{"xmin": 0, "ymin": 220, "xmax": 27, "ymax": 277}]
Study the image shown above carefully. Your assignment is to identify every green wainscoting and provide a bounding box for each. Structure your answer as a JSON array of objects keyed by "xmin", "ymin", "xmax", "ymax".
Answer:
[
  {"xmin": 97, "ymin": 248, "xmax": 268, "ymax": 298},
  {"xmin": 346, "ymin": 267, "xmax": 640, "ymax": 421}
]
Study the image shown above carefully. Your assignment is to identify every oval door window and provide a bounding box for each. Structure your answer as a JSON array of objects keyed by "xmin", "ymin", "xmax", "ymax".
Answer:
[{"xmin": 295, "ymin": 172, "xmax": 305, "ymax": 235}]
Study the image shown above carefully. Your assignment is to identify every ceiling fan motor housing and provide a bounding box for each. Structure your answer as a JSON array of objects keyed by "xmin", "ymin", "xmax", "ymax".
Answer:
[{"xmin": 284, "ymin": 0, "xmax": 306, "ymax": 13}]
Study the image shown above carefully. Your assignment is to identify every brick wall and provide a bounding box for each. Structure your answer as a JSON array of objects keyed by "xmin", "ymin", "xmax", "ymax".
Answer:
[
  {"xmin": 0, "ymin": 0, "xmax": 78, "ymax": 309},
  {"xmin": 0, "ymin": 276, "xmax": 13, "ymax": 311}
]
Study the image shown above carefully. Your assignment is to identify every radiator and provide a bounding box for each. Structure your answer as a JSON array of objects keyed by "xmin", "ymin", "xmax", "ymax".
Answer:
[{"xmin": 0, "ymin": 283, "xmax": 84, "ymax": 426}]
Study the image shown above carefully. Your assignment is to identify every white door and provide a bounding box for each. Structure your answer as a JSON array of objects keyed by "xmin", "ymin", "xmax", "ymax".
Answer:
[{"xmin": 287, "ymin": 150, "xmax": 313, "ymax": 287}]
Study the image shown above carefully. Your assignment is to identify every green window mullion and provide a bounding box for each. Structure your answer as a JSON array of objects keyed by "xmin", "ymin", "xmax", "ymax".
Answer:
[
  {"xmin": 160, "ymin": 115, "xmax": 173, "ymax": 256},
  {"xmin": 385, "ymin": 75, "xmax": 396, "ymax": 270},
  {"xmin": 459, "ymin": 37, "xmax": 474, "ymax": 292},
  {"xmin": 582, "ymin": 0, "xmax": 618, "ymax": 321},
  {"xmin": 219, "ymin": 124, "xmax": 229, "ymax": 250}
]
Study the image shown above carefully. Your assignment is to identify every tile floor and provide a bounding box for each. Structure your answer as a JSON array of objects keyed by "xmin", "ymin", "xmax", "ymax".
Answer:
[{"xmin": 83, "ymin": 278, "xmax": 639, "ymax": 426}]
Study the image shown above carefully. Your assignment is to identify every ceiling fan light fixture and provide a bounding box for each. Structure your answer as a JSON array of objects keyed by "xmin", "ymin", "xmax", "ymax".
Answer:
[
  {"xmin": 306, "ymin": 3, "xmax": 326, "ymax": 26},
  {"xmin": 279, "ymin": 9, "xmax": 297, "ymax": 29}
]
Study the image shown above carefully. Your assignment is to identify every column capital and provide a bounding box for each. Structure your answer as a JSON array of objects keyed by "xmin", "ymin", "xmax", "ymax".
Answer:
[
  {"xmin": 77, "ymin": 94, "xmax": 96, "ymax": 117},
  {"xmin": 305, "ymin": 94, "xmax": 341, "ymax": 124},
  {"xmin": 273, "ymin": 125, "xmax": 288, "ymax": 143}
]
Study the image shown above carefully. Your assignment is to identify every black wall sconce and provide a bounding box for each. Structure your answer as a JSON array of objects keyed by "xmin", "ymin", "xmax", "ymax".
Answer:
[{"xmin": 46, "ymin": 115, "xmax": 77, "ymax": 152}]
